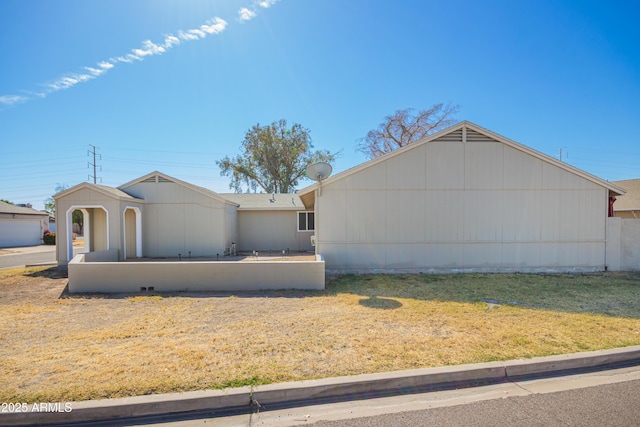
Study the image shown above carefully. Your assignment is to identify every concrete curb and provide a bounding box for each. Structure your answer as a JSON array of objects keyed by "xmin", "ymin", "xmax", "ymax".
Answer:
[{"xmin": 3, "ymin": 345, "xmax": 640, "ymax": 426}]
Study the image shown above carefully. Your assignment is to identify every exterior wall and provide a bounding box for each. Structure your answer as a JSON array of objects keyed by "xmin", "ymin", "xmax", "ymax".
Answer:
[
  {"xmin": 317, "ymin": 133, "xmax": 608, "ymax": 273},
  {"xmin": 225, "ymin": 203, "xmax": 238, "ymax": 251},
  {"xmin": 68, "ymin": 254, "xmax": 325, "ymax": 292},
  {"xmin": 125, "ymin": 181, "xmax": 232, "ymax": 257},
  {"xmin": 89, "ymin": 208, "xmax": 108, "ymax": 251},
  {"xmin": 55, "ymin": 188, "xmax": 123, "ymax": 266},
  {"xmin": 606, "ymin": 218, "xmax": 640, "ymax": 271},
  {"xmin": 615, "ymin": 210, "xmax": 640, "ymax": 219},
  {"xmin": 124, "ymin": 209, "xmax": 136, "ymax": 258},
  {"xmin": 237, "ymin": 211, "xmax": 314, "ymax": 252}
]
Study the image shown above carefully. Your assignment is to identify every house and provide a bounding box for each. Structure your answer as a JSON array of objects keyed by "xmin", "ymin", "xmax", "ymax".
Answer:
[
  {"xmin": 612, "ymin": 179, "xmax": 640, "ymax": 218},
  {"xmin": 298, "ymin": 121, "xmax": 626, "ymax": 273},
  {"xmin": 221, "ymin": 193, "xmax": 314, "ymax": 253},
  {"xmin": 53, "ymin": 172, "xmax": 314, "ymax": 266},
  {"xmin": 0, "ymin": 201, "xmax": 50, "ymax": 248},
  {"xmin": 55, "ymin": 121, "xmax": 633, "ymax": 281}
]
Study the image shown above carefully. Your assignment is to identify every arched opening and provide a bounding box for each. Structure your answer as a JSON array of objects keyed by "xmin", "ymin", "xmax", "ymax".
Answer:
[
  {"xmin": 66, "ymin": 206, "xmax": 109, "ymax": 262},
  {"xmin": 123, "ymin": 207, "xmax": 142, "ymax": 259}
]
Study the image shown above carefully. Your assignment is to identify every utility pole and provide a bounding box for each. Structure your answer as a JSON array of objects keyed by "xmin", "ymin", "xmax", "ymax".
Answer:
[
  {"xmin": 88, "ymin": 145, "xmax": 102, "ymax": 183},
  {"xmin": 557, "ymin": 146, "xmax": 568, "ymax": 162}
]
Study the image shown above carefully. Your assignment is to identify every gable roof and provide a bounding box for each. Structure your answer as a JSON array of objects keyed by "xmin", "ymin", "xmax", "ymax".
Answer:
[
  {"xmin": 298, "ymin": 121, "xmax": 626, "ymax": 198},
  {"xmin": 612, "ymin": 179, "xmax": 640, "ymax": 211},
  {"xmin": 221, "ymin": 193, "xmax": 305, "ymax": 210},
  {"xmin": 53, "ymin": 182, "xmax": 144, "ymax": 202},
  {"xmin": 0, "ymin": 200, "xmax": 48, "ymax": 216},
  {"xmin": 118, "ymin": 171, "xmax": 239, "ymax": 207}
]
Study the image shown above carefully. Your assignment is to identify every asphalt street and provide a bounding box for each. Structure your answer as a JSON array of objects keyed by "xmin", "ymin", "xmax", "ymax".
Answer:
[
  {"xmin": 77, "ymin": 365, "xmax": 640, "ymax": 427},
  {"xmin": 0, "ymin": 244, "xmax": 81, "ymax": 269},
  {"xmin": 0, "ymin": 248, "xmax": 56, "ymax": 269},
  {"xmin": 309, "ymin": 379, "xmax": 640, "ymax": 427}
]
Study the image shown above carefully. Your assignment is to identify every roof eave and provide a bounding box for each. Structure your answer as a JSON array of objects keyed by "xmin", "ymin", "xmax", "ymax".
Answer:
[
  {"xmin": 237, "ymin": 207, "xmax": 302, "ymax": 211},
  {"xmin": 118, "ymin": 171, "xmax": 237, "ymax": 206},
  {"xmin": 53, "ymin": 183, "xmax": 144, "ymax": 202},
  {"xmin": 299, "ymin": 121, "xmax": 627, "ymax": 196}
]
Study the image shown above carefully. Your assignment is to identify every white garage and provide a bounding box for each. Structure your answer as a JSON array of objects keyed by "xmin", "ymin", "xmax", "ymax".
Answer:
[{"xmin": 0, "ymin": 201, "xmax": 49, "ymax": 248}]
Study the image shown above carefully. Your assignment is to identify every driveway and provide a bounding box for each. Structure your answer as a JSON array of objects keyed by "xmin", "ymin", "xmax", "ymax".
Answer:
[{"xmin": 0, "ymin": 243, "xmax": 83, "ymax": 269}]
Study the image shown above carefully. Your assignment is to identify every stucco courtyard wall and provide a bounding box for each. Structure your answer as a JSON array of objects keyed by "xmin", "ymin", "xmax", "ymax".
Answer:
[
  {"xmin": 67, "ymin": 254, "xmax": 325, "ymax": 292},
  {"xmin": 606, "ymin": 218, "xmax": 640, "ymax": 271}
]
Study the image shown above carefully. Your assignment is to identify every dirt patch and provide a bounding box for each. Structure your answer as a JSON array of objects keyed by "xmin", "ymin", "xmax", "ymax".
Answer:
[{"xmin": 0, "ymin": 267, "xmax": 68, "ymax": 304}]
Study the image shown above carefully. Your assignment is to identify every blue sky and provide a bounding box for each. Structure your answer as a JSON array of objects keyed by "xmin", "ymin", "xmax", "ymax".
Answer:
[{"xmin": 1, "ymin": 0, "xmax": 639, "ymax": 211}]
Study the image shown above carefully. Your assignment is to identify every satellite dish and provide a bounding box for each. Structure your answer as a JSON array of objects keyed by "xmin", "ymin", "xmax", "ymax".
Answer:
[
  {"xmin": 306, "ymin": 162, "xmax": 332, "ymax": 182},
  {"xmin": 305, "ymin": 162, "xmax": 332, "ymax": 196}
]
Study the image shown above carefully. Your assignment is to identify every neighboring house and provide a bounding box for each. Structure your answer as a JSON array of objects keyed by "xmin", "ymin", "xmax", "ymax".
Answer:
[
  {"xmin": 54, "ymin": 121, "xmax": 628, "ymax": 273},
  {"xmin": 48, "ymin": 216, "xmax": 56, "ymax": 233},
  {"xmin": 0, "ymin": 201, "xmax": 49, "ymax": 248},
  {"xmin": 612, "ymin": 179, "xmax": 640, "ymax": 218},
  {"xmin": 298, "ymin": 121, "xmax": 626, "ymax": 273},
  {"xmin": 54, "ymin": 172, "xmax": 313, "ymax": 266}
]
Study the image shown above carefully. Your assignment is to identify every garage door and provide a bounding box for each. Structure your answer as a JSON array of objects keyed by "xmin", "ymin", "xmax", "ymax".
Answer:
[{"xmin": 0, "ymin": 219, "xmax": 42, "ymax": 247}]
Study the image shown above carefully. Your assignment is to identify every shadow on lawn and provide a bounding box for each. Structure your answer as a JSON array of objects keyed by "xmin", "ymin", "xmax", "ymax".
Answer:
[
  {"xmin": 327, "ymin": 273, "xmax": 640, "ymax": 319},
  {"xmin": 58, "ymin": 272, "xmax": 640, "ymax": 319},
  {"xmin": 25, "ymin": 266, "xmax": 67, "ymax": 279}
]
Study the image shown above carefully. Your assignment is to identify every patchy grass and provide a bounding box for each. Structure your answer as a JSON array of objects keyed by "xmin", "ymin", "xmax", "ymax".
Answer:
[{"xmin": 0, "ymin": 268, "xmax": 639, "ymax": 403}]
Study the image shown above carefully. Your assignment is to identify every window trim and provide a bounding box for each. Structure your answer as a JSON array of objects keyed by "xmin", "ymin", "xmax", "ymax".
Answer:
[{"xmin": 297, "ymin": 211, "xmax": 315, "ymax": 232}]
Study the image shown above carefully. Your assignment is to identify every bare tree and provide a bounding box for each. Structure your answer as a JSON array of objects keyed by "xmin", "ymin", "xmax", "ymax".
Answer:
[{"xmin": 358, "ymin": 103, "xmax": 459, "ymax": 159}]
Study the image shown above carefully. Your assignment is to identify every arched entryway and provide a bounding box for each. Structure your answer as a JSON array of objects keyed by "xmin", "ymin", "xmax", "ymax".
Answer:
[
  {"xmin": 123, "ymin": 207, "xmax": 142, "ymax": 259},
  {"xmin": 66, "ymin": 205, "xmax": 109, "ymax": 262}
]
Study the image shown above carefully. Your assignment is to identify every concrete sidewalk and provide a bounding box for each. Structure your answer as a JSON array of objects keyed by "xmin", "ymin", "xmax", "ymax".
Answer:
[
  {"xmin": 0, "ymin": 245, "xmax": 55, "ymax": 256},
  {"xmin": 3, "ymin": 345, "xmax": 640, "ymax": 426},
  {"xmin": 0, "ymin": 241, "xmax": 84, "ymax": 257}
]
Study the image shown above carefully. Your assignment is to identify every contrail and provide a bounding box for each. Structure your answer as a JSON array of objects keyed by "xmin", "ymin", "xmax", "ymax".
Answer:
[
  {"xmin": 1, "ymin": 1, "xmax": 281, "ymax": 108},
  {"xmin": 0, "ymin": 0, "xmax": 278, "ymax": 107},
  {"xmin": 1, "ymin": 17, "xmax": 227, "ymax": 106}
]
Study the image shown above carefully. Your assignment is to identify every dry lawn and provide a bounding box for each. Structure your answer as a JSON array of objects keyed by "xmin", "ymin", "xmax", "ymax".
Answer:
[{"xmin": 1, "ymin": 267, "xmax": 639, "ymax": 403}]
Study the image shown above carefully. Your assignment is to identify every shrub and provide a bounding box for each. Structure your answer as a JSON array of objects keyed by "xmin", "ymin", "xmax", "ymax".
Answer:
[{"xmin": 43, "ymin": 230, "xmax": 56, "ymax": 245}]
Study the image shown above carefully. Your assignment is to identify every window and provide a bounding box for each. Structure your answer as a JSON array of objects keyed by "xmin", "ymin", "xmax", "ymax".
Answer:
[{"xmin": 298, "ymin": 211, "xmax": 315, "ymax": 232}]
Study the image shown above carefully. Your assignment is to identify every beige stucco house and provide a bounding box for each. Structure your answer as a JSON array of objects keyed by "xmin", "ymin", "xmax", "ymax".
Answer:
[
  {"xmin": 298, "ymin": 121, "xmax": 626, "ymax": 273},
  {"xmin": 612, "ymin": 179, "xmax": 640, "ymax": 218},
  {"xmin": 54, "ymin": 171, "xmax": 314, "ymax": 266},
  {"xmin": 0, "ymin": 201, "xmax": 50, "ymax": 248},
  {"xmin": 56, "ymin": 121, "xmax": 634, "ymax": 280}
]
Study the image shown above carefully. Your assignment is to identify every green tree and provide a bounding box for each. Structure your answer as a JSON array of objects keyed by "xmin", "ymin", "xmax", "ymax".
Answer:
[
  {"xmin": 0, "ymin": 199, "xmax": 13, "ymax": 204},
  {"xmin": 217, "ymin": 119, "xmax": 337, "ymax": 193},
  {"xmin": 44, "ymin": 184, "xmax": 83, "ymax": 233},
  {"xmin": 357, "ymin": 103, "xmax": 459, "ymax": 159},
  {"xmin": 44, "ymin": 184, "xmax": 67, "ymax": 216}
]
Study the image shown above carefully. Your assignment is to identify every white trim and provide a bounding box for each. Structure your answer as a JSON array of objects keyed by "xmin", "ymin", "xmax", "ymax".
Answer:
[
  {"xmin": 122, "ymin": 206, "xmax": 142, "ymax": 259},
  {"xmin": 297, "ymin": 211, "xmax": 315, "ymax": 232},
  {"xmin": 66, "ymin": 205, "xmax": 109, "ymax": 262}
]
